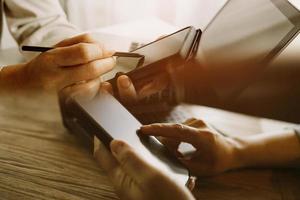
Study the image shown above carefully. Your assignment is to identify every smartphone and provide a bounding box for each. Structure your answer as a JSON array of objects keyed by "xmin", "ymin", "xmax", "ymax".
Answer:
[{"xmin": 107, "ymin": 26, "xmax": 201, "ymax": 92}]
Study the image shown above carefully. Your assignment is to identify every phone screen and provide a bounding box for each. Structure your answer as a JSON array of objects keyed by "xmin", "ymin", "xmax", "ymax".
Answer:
[
  {"xmin": 133, "ymin": 27, "xmax": 191, "ymax": 67},
  {"xmin": 102, "ymin": 27, "xmax": 192, "ymax": 81}
]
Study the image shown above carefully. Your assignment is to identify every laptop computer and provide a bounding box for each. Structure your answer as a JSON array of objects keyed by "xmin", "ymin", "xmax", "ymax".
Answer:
[{"xmin": 128, "ymin": 0, "xmax": 300, "ymax": 125}]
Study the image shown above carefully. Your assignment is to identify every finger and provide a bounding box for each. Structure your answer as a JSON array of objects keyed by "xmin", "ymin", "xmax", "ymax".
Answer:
[
  {"xmin": 95, "ymin": 138, "xmax": 139, "ymax": 199},
  {"xmin": 60, "ymin": 78, "xmax": 101, "ymax": 100},
  {"xmin": 117, "ymin": 75, "xmax": 138, "ymax": 104},
  {"xmin": 184, "ymin": 118, "xmax": 206, "ymax": 128},
  {"xmin": 183, "ymin": 118, "xmax": 197, "ymax": 125},
  {"xmin": 158, "ymin": 137, "xmax": 183, "ymax": 157},
  {"xmin": 100, "ymin": 82, "xmax": 113, "ymax": 95},
  {"xmin": 137, "ymin": 74, "xmax": 169, "ymax": 99},
  {"xmin": 178, "ymin": 155, "xmax": 215, "ymax": 176},
  {"xmin": 158, "ymin": 137, "xmax": 180, "ymax": 151},
  {"xmin": 55, "ymin": 33, "xmax": 99, "ymax": 47},
  {"xmin": 140, "ymin": 123, "xmax": 201, "ymax": 146},
  {"xmin": 60, "ymin": 57, "xmax": 115, "ymax": 87},
  {"xmin": 49, "ymin": 43, "xmax": 115, "ymax": 67},
  {"xmin": 94, "ymin": 137, "xmax": 119, "ymax": 173},
  {"xmin": 110, "ymin": 140, "xmax": 163, "ymax": 184}
]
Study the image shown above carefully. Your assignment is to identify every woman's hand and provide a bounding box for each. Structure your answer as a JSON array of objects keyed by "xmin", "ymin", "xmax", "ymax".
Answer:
[
  {"xmin": 0, "ymin": 34, "xmax": 116, "ymax": 91},
  {"xmin": 140, "ymin": 118, "xmax": 241, "ymax": 176},
  {"xmin": 93, "ymin": 138, "xmax": 195, "ymax": 200},
  {"xmin": 101, "ymin": 74, "xmax": 170, "ymax": 105}
]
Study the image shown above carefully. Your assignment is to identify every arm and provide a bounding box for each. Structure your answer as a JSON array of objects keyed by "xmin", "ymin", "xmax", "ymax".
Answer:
[
  {"xmin": 101, "ymin": 75, "xmax": 300, "ymax": 174},
  {"xmin": 0, "ymin": 34, "xmax": 115, "ymax": 91},
  {"xmin": 4, "ymin": 0, "xmax": 79, "ymax": 59},
  {"xmin": 235, "ymin": 129, "xmax": 300, "ymax": 168},
  {"xmin": 140, "ymin": 121, "xmax": 300, "ymax": 176}
]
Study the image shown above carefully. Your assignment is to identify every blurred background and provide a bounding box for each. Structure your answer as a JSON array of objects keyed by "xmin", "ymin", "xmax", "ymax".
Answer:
[
  {"xmin": 1, "ymin": 0, "xmax": 228, "ymax": 48},
  {"xmin": 59, "ymin": 0, "xmax": 226, "ymax": 30},
  {"xmin": 1, "ymin": 0, "xmax": 300, "ymax": 122}
]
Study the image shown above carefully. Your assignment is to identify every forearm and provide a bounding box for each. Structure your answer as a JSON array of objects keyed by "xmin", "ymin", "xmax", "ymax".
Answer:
[
  {"xmin": 234, "ymin": 129, "xmax": 300, "ymax": 168},
  {"xmin": 0, "ymin": 64, "xmax": 28, "ymax": 91}
]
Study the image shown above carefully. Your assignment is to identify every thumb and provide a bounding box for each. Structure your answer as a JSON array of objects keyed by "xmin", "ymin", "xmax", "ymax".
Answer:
[{"xmin": 110, "ymin": 140, "xmax": 163, "ymax": 184}]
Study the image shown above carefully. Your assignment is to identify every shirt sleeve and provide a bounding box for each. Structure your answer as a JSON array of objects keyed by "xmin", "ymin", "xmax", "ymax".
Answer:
[{"xmin": 3, "ymin": 0, "xmax": 79, "ymax": 59}]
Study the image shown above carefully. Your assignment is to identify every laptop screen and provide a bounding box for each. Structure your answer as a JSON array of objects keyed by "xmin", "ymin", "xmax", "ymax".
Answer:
[{"xmin": 197, "ymin": 0, "xmax": 299, "ymax": 99}]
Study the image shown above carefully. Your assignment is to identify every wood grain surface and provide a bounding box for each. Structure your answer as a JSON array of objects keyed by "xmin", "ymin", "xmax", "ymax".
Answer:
[
  {"xmin": 0, "ymin": 93, "xmax": 299, "ymax": 200},
  {"xmin": 0, "ymin": 94, "xmax": 118, "ymax": 200}
]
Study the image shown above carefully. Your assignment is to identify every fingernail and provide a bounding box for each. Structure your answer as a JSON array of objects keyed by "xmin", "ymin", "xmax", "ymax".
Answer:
[
  {"xmin": 136, "ymin": 128, "xmax": 147, "ymax": 135},
  {"xmin": 140, "ymin": 125, "xmax": 150, "ymax": 130},
  {"xmin": 119, "ymin": 76, "xmax": 131, "ymax": 89},
  {"xmin": 110, "ymin": 140, "xmax": 124, "ymax": 155}
]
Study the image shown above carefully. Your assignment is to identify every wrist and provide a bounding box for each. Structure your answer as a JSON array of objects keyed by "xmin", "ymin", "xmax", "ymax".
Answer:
[
  {"xmin": 224, "ymin": 137, "xmax": 248, "ymax": 170},
  {"xmin": 230, "ymin": 137, "xmax": 255, "ymax": 169},
  {"xmin": 231, "ymin": 130, "xmax": 300, "ymax": 169}
]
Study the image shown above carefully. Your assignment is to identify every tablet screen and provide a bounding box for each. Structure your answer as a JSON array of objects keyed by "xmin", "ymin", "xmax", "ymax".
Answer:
[{"xmin": 197, "ymin": 0, "xmax": 299, "ymax": 99}]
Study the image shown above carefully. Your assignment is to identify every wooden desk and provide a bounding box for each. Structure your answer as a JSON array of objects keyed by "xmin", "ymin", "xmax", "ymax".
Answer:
[{"xmin": 0, "ymin": 94, "xmax": 299, "ymax": 200}]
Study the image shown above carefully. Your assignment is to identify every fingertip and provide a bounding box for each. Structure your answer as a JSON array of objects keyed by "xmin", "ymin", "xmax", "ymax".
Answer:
[
  {"xmin": 117, "ymin": 75, "xmax": 132, "ymax": 89},
  {"xmin": 110, "ymin": 140, "xmax": 126, "ymax": 156},
  {"xmin": 140, "ymin": 125, "xmax": 150, "ymax": 128},
  {"xmin": 116, "ymin": 75, "xmax": 138, "ymax": 104},
  {"xmin": 140, "ymin": 125, "xmax": 160, "ymax": 135},
  {"xmin": 94, "ymin": 138, "xmax": 120, "ymax": 172},
  {"xmin": 100, "ymin": 82, "xmax": 113, "ymax": 95}
]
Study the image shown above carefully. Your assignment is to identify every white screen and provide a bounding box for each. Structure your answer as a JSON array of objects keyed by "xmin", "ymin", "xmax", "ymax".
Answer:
[{"xmin": 197, "ymin": 0, "xmax": 296, "ymax": 99}]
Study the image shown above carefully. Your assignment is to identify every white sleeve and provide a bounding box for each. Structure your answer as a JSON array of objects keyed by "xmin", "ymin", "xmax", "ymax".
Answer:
[{"xmin": 3, "ymin": 0, "xmax": 80, "ymax": 58}]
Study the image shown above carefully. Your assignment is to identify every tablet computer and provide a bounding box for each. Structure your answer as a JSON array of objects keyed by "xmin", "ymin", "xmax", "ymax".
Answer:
[
  {"xmin": 64, "ymin": 92, "xmax": 191, "ymax": 186},
  {"xmin": 104, "ymin": 26, "xmax": 201, "ymax": 95}
]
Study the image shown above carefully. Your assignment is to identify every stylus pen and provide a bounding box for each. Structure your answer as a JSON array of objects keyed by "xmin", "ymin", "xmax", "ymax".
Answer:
[{"xmin": 21, "ymin": 45, "xmax": 144, "ymax": 58}]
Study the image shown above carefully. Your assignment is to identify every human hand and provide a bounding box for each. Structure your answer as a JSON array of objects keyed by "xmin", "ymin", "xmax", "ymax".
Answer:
[
  {"xmin": 99, "ymin": 35, "xmax": 186, "ymax": 105},
  {"xmin": 21, "ymin": 34, "xmax": 115, "ymax": 90},
  {"xmin": 93, "ymin": 138, "xmax": 195, "ymax": 200},
  {"xmin": 100, "ymin": 74, "xmax": 170, "ymax": 105},
  {"xmin": 59, "ymin": 76, "xmax": 102, "ymax": 102},
  {"xmin": 99, "ymin": 62, "xmax": 207, "ymax": 107},
  {"xmin": 139, "ymin": 118, "xmax": 241, "ymax": 176}
]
